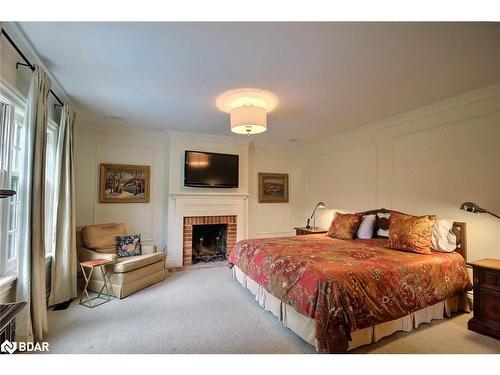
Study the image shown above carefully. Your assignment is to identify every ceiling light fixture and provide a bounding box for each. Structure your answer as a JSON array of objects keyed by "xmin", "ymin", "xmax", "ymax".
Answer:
[
  {"xmin": 230, "ymin": 105, "xmax": 267, "ymax": 135},
  {"xmin": 216, "ymin": 88, "xmax": 278, "ymax": 136}
]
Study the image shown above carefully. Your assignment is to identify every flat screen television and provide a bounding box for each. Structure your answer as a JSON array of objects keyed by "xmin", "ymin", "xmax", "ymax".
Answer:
[{"xmin": 184, "ymin": 150, "xmax": 239, "ymax": 188}]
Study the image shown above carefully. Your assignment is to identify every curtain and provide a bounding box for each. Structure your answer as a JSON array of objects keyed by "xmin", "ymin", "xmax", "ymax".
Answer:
[
  {"xmin": 16, "ymin": 66, "xmax": 51, "ymax": 342},
  {"xmin": 48, "ymin": 105, "xmax": 77, "ymax": 306}
]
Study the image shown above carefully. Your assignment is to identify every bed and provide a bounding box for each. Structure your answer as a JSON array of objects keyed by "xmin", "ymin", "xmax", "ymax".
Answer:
[{"xmin": 228, "ymin": 209, "xmax": 472, "ymax": 353}]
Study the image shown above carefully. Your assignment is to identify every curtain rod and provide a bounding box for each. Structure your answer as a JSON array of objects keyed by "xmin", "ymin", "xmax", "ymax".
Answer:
[{"xmin": 1, "ymin": 28, "xmax": 64, "ymax": 108}]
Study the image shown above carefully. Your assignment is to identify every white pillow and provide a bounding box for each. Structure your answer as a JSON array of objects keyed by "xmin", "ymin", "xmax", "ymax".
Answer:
[
  {"xmin": 431, "ymin": 219, "xmax": 457, "ymax": 252},
  {"xmin": 376, "ymin": 213, "xmax": 391, "ymax": 237},
  {"xmin": 357, "ymin": 214, "xmax": 376, "ymax": 239}
]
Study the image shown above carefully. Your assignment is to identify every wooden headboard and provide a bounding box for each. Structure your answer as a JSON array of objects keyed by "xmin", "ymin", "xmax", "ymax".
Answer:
[{"xmin": 356, "ymin": 208, "xmax": 467, "ymax": 261}]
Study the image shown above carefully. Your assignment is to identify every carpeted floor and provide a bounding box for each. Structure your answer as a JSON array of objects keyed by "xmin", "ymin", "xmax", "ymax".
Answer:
[{"xmin": 46, "ymin": 267, "xmax": 500, "ymax": 354}]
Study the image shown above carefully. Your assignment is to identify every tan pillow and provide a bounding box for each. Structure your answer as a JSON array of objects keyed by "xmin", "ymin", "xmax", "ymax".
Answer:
[
  {"xmin": 82, "ymin": 223, "xmax": 127, "ymax": 253},
  {"xmin": 386, "ymin": 213, "xmax": 436, "ymax": 254},
  {"xmin": 327, "ymin": 212, "xmax": 362, "ymax": 240}
]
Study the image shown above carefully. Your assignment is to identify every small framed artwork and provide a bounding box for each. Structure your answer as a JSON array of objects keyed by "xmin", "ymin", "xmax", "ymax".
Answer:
[
  {"xmin": 258, "ymin": 173, "xmax": 289, "ymax": 203},
  {"xmin": 99, "ymin": 163, "xmax": 151, "ymax": 203}
]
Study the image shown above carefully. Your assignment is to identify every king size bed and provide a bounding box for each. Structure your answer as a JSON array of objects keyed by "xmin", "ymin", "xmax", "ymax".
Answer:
[{"xmin": 228, "ymin": 209, "xmax": 471, "ymax": 353}]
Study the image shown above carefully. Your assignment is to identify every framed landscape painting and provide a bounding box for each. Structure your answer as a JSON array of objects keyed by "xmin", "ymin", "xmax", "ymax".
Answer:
[
  {"xmin": 99, "ymin": 163, "xmax": 151, "ymax": 203},
  {"xmin": 258, "ymin": 173, "xmax": 289, "ymax": 203}
]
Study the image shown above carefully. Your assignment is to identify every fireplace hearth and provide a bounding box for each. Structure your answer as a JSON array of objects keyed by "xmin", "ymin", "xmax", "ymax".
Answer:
[{"xmin": 192, "ymin": 224, "xmax": 227, "ymax": 264}]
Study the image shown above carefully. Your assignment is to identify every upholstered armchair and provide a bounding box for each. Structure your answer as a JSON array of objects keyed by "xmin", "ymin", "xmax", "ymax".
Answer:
[{"xmin": 76, "ymin": 223, "xmax": 167, "ymax": 298}]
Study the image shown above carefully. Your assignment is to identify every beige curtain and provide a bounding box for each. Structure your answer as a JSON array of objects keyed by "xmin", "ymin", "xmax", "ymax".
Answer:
[
  {"xmin": 16, "ymin": 66, "xmax": 51, "ymax": 342},
  {"xmin": 48, "ymin": 105, "xmax": 77, "ymax": 306}
]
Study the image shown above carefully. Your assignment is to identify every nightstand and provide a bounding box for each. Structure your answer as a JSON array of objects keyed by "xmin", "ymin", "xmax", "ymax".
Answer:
[
  {"xmin": 467, "ymin": 258, "xmax": 500, "ymax": 339},
  {"xmin": 294, "ymin": 227, "xmax": 328, "ymax": 236}
]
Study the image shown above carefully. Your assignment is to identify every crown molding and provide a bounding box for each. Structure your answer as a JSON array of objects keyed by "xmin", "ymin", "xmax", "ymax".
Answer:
[
  {"xmin": 299, "ymin": 82, "xmax": 500, "ymax": 153},
  {"xmin": 168, "ymin": 130, "xmax": 251, "ymax": 146},
  {"xmin": 75, "ymin": 120, "xmax": 167, "ymax": 139},
  {"xmin": 250, "ymin": 141, "xmax": 295, "ymax": 153}
]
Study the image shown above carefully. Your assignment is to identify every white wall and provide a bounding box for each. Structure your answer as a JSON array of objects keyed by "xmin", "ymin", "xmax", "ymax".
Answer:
[
  {"xmin": 164, "ymin": 132, "xmax": 303, "ymax": 265},
  {"xmin": 165, "ymin": 132, "xmax": 252, "ymax": 266},
  {"xmin": 74, "ymin": 124, "xmax": 167, "ymax": 248},
  {"xmin": 74, "ymin": 128, "xmax": 300, "ymax": 266},
  {"xmin": 73, "ymin": 84, "xmax": 500, "ymax": 265},
  {"xmin": 248, "ymin": 143, "xmax": 302, "ymax": 238},
  {"xmin": 300, "ymin": 84, "xmax": 500, "ymax": 262}
]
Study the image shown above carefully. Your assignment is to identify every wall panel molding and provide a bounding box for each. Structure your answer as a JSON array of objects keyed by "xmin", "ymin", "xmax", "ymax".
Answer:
[
  {"xmin": 75, "ymin": 127, "xmax": 166, "ymax": 248},
  {"xmin": 300, "ymin": 84, "xmax": 500, "ymax": 156},
  {"xmin": 298, "ymin": 88, "xmax": 500, "ymax": 262}
]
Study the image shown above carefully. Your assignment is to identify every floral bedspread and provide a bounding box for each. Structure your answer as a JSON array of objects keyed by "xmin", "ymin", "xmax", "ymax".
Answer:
[{"xmin": 228, "ymin": 234, "xmax": 471, "ymax": 353}]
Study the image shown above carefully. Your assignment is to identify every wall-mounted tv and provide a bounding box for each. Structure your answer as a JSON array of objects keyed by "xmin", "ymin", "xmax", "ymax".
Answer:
[{"xmin": 184, "ymin": 150, "xmax": 239, "ymax": 188}]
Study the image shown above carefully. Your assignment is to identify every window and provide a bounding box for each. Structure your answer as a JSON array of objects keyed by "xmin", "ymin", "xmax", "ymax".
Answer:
[
  {"xmin": 0, "ymin": 96, "xmax": 25, "ymax": 276},
  {"xmin": 0, "ymin": 103, "xmax": 8, "ymax": 171},
  {"xmin": 7, "ymin": 112, "xmax": 24, "ymax": 264},
  {"xmin": 1, "ymin": 84, "xmax": 59, "ymax": 277}
]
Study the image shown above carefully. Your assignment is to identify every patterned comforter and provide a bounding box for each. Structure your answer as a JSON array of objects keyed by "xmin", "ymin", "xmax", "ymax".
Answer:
[{"xmin": 228, "ymin": 234, "xmax": 471, "ymax": 353}]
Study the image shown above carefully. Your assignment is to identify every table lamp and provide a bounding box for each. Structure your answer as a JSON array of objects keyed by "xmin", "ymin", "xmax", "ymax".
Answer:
[
  {"xmin": 460, "ymin": 201, "xmax": 499, "ymax": 219},
  {"xmin": 306, "ymin": 202, "xmax": 326, "ymax": 229}
]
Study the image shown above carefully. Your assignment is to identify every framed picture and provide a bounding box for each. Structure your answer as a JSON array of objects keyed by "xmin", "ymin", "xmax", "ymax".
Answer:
[
  {"xmin": 99, "ymin": 163, "xmax": 151, "ymax": 203},
  {"xmin": 258, "ymin": 173, "xmax": 289, "ymax": 203}
]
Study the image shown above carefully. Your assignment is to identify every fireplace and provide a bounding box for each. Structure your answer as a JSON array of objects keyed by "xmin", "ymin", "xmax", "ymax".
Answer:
[
  {"xmin": 192, "ymin": 224, "xmax": 227, "ymax": 264},
  {"xmin": 183, "ymin": 215, "xmax": 237, "ymax": 266}
]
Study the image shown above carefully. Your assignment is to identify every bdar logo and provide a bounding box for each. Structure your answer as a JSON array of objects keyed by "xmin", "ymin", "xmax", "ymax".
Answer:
[{"xmin": 1, "ymin": 340, "xmax": 17, "ymax": 354}]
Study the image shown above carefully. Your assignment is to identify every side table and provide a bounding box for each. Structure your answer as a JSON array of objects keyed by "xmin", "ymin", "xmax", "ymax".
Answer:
[
  {"xmin": 467, "ymin": 258, "xmax": 500, "ymax": 339},
  {"xmin": 79, "ymin": 258, "xmax": 113, "ymax": 308}
]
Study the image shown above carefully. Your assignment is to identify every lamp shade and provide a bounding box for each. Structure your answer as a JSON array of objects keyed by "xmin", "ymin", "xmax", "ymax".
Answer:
[
  {"xmin": 230, "ymin": 105, "xmax": 267, "ymax": 135},
  {"xmin": 460, "ymin": 201, "xmax": 483, "ymax": 213},
  {"xmin": 460, "ymin": 201, "xmax": 500, "ymax": 219},
  {"xmin": 317, "ymin": 202, "xmax": 326, "ymax": 209}
]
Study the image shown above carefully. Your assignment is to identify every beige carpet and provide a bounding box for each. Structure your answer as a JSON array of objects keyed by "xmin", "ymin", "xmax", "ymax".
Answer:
[{"xmin": 46, "ymin": 267, "xmax": 500, "ymax": 354}]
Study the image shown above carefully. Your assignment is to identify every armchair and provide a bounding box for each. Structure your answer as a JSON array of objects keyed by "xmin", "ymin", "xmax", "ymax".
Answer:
[{"xmin": 76, "ymin": 223, "xmax": 167, "ymax": 298}]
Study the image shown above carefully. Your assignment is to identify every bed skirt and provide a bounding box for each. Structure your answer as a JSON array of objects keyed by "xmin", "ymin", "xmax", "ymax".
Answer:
[{"xmin": 232, "ymin": 265, "xmax": 471, "ymax": 352}]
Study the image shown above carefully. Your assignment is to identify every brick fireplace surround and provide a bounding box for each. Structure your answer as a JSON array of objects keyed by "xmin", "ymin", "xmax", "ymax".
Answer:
[{"xmin": 183, "ymin": 215, "xmax": 237, "ymax": 266}]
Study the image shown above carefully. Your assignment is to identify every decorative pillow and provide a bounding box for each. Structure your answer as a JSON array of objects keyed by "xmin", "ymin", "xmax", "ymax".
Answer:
[
  {"xmin": 431, "ymin": 219, "xmax": 457, "ymax": 252},
  {"xmin": 376, "ymin": 213, "xmax": 391, "ymax": 237},
  {"xmin": 82, "ymin": 223, "xmax": 127, "ymax": 253},
  {"xmin": 356, "ymin": 214, "xmax": 376, "ymax": 239},
  {"xmin": 116, "ymin": 234, "xmax": 142, "ymax": 257},
  {"xmin": 328, "ymin": 212, "xmax": 362, "ymax": 240},
  {"xmin": 386, "ymin": 213, "xmax": 436, "ymax": 254}
]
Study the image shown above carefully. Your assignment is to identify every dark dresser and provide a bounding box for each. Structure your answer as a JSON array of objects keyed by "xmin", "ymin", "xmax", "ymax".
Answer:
[{"xmin": 467, "ymin": 258, "xmax": 500, "ymax": 339}]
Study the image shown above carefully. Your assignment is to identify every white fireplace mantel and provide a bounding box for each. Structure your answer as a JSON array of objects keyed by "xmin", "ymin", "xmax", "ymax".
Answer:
[{"xmin": 167, "ymin": 192, "xmax": 248, "ymax": 267}]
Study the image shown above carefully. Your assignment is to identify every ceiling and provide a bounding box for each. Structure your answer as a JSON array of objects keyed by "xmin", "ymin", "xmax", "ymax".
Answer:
[{"xmin": 17, "ymin": 22, "xmax": 500, "ymax": 145}]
